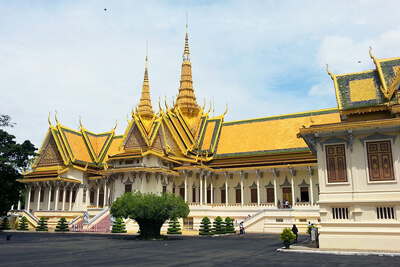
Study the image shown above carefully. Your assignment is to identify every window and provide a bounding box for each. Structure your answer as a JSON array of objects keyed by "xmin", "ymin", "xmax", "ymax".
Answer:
[
  {"xmin": 40, "ymin": 189, "xmax": 44, "ymax": 202},
  {"xmin": 235, "ymin": 189, "xmax": 241, "ymax": 203},
  {"xmin": 221, "ymin": 189, "xmax": 226, "ymax": 204},
  {"xmin": 30, "ymin": 189, "xmax": 35, "ymax": 202},
  {"xmin": 250, "ymin": 188, "xmax": 257, "ymax": 203},
  {"xmin": 276, "ymin": 218, "xmax": 283, "ymax": 222},
  {"xmin": 72, "ymin": 190, "xmax": 76, "ymax": 202},
  {"xmin": 183, "ymin": 217, "xmax": 193, "ymax": 230},
  {"xmin": 367, "ymin": 141, "xmax": 395, "ymax": 181},
  {"xmin": 50, "ymin": 189, "xmax": 55, "ymax": 202},
  {"xmin": 376, "ymin": 207, "xmax": 395, "ymax": 219},
  {"xmin": 125, "ymin": 184, "xmax": 132, "ymax": 193},
  {"xmin": 172, "ymin": 187, "xmax": 176, "ymax": 194},
  {"xmin": 326, "ymin": 144, "xmax": 347, "ymax": 183},
  {"xmin": 300, "ymin": 187, "xmax": 309, "ymax": 202},
  {"xmin": 266, "ymin": 188, "xmax": 274, "ymax": 203},
  {"xmin": 192, "ymin": 187, "xmax": 196, "ymax": 202},
  {"xmin": 90, "ymin": 190, "xmax": 95, "ymax": 203},
  {"xmin": 59, "ymin": 189, "xmax": 64, "ymax": 202},
  {"xmin": 163, "ymin": 185, "xmax": 167, "ymax": 193},
  {"xmin": 125, "ymin": 160, "xmax": 134, "ymax": 165},
  {"xmin": 180, "ymin": 188, "xmax": 185, "ymax": 199},
  {"xmin": 299, "ymin": 219, "xmax": 307, "ymax": 222},
  {"xmin": 332, "ymin": 207, "xmax": 349, "ymax": 219},
  {"xmin": 66, "ymin": 189, "xmax": 70, "ymax": 202},
  {"xmin": 83, "ymin": 190, "xmax": 86, "ymax": 203}
]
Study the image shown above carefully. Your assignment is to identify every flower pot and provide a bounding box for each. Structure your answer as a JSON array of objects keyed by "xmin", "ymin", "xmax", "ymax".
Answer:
[{"xmin": 283, "ymin": 240, "xmax": 291, "ymax": 249}]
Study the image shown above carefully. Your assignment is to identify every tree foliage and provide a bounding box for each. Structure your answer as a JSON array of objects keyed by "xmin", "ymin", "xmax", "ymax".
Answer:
[
  {"xmin": 110, "ymin": 192, "xmax": 189, "ymax": 239},
  {"xmin": 0, "ymin": 115, "xmax": 36, "ymax": 216}
]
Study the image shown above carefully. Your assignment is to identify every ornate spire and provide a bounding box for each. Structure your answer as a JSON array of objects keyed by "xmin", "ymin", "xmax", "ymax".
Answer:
[
  {"xmin": 138, "ymin": 50, "xmax": 155, "ymax": 119},
  {"xmin": 175, "ymin": 24, "xmax": 200, "ymax": 118}
]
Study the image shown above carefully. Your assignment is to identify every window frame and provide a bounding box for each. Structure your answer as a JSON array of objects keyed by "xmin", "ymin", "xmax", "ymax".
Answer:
[
  {"xmin": 365, "ymin": 139, "xmax": 396, "ymax": 183},
  {"xmin": 324, "ymin": 143, "xmax": 349, "ymax": 185}
]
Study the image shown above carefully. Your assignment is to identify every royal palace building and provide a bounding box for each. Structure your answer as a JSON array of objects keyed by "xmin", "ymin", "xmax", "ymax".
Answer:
[{"xmin": 10, "ymin": 27, "xmax": 400, "ymax": 251}]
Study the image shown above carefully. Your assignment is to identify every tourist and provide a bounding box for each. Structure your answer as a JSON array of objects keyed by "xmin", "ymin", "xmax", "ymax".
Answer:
[
  {"xmin": 240, "ymin": 221, "xmax": 245, "ymax": 235},
  {"xmin": 292, "ymin": 224, "xmax": 298, "ymax": 243}
]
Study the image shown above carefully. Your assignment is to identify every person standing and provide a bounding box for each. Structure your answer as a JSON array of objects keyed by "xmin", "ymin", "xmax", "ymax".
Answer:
[
  {"xmin": 239, "ymin": 221, "xmax": 245, "ymax": 235},
  {"xmin": 292, "ymin": 224, "xmax": 298, "ymax": 243}
]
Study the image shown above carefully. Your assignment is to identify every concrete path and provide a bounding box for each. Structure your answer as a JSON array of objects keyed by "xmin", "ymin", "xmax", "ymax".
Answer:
[{"xmin": 0, "ymin": 232, "xmax": 399, "ymax": 266}]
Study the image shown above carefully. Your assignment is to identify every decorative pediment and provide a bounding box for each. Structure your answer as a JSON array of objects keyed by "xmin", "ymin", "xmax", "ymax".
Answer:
[
  {"xmin": 280, "ymin": 176, "xmax": 291, "ymax": 188},
  {"xmin": 265, "ymin": 181, "xmax": 274, "ymax": 188}
]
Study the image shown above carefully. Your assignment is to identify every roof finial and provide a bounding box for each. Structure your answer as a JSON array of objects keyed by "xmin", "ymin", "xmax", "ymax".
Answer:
[
  {"xmin": 54, "ymin": 110, "xmax": 59, "ymax": 124},
  {"xmin": 369, "ymin": 46, "xmax": 375, "ymax": 60},
  {"xmin": 137, "ymin": 46, "xmax": 155, "ymax": 119},
  {"xmin": 79, "ymin": 115, "xmax": 83, "ymax": 129},
  {"xmin": 326, "ymin": 64, "xmax": 335, "ymax": 80},
  {"xmin": 48, "ymin": 112, "xmax": 52, "ymax": 126}
]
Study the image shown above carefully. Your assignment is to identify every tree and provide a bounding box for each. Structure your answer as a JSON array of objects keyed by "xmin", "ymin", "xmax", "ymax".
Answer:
[
  {"xmin": 110, "ymin": 192, "xmax": 189, "ymax": 239},
  {"xmin": 111, "ymin": 218, "xmax": 127, "ymax": 233},
  {"xmin": 36, "ymin": 216, "xmax": 48, "ymax": 231},
  {"xmin": 0, "ymin": 217, "xmax": 11, "ymax": 230},
  {"xmin": 55, "ymin": 217, "xmax": 70, "ymax": 232},
  {"xmin": 17, "ymin": 216, "xmax": 29, "ymax": 231},
  {"xmin": 167, "ymin": 218, "xmax": 182, "ymax": 235},
  {"xmin": 0, "ymin": 115, "xmax": 36, "ymax": 216},
  {"xmin": 213, "ymin": 216, "xmax": 226, "ymax": 235},
  {"xmin": 225, "ymin": 217, "xmax": 236, "ymax": 234},
  {"xmin": 199, "ymin": 217, "xmax": 214, "ymax": 236}
]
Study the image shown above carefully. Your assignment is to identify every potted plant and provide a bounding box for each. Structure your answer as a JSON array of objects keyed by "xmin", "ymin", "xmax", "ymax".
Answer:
[{"xmin": 280, "ymin": 228, "xmax": 296, "ymax": 249}]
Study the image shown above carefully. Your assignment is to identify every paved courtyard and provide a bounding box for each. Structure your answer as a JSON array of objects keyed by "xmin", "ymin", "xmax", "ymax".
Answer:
[{"xmin": 0, "ymin": 232, "xmax": 399, "ymax": 266}]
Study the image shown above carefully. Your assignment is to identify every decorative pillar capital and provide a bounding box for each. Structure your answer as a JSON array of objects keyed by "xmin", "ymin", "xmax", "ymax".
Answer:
[{"xmin": 307, "ymin": 166, "xmax": 314, "ymax": 176}]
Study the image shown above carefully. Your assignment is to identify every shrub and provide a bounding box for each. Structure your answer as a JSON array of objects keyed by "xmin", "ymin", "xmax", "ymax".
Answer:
[
  {"xmin": 55, "ymin": 217, "xmax": 70, "ymax": 232},
  {"xmin": 280, "ymin": 228, "xmax": 296, "ymax": 248},
  {"xmin": 17, "ymin": 216, "xmax": 29, "ymax": 231},
  {"xmin": 225, "ymin": 217, "xmax": 236, "ymax": 234},
  {"xmin": 0, "ymin": 217, "xmax": 11, "ymax": 230},
  {"xmin": 112, "ymin": 218, "xmax": 127, "ymax": 233},
  {"xmin": 36, "ymin": 216, "xmax": 48, "ymax": 231},
  {"xmin": 199, "ymin": 217, "xmax": 213, "ymax": 236},
  {"xmin": 213, "ymin": 216, "xmax": 226, "ymax": 235},
  {"xmin": 167, "ymin": 218, "xmax": 182, "ymax": 235}
]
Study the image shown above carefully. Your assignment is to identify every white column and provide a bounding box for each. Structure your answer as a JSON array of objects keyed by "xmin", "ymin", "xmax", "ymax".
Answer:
[
  {"xmin": 200, "ymin": 174, "xmax": 203, "ymax": 205},
  {"xmin": 62, "ymin": 185, "xmax": 67, "ymax": 210},
  {"xmin": 184, "ymin": 171, "xmax": 188, "ymax": 202},
  {"xmin": 225, "ymin": 173, "xmax": 228, "ymax": 206},
  {"xmin": 36, "ymin": 183, "xmax": 41, "ymax": 211},
  {"xmin": 308, "ymin": 166, "xmax": 314, "ymax": 205},
  {"xmin": 240, "ymin": 171, "xmax": 244, "ymax": 207},
  {"xmin": 290, "ymin": 167, "xmax": 295, "ymax": 207},
  {"xmin": 272, "ymin": 169, "xmax": 278, "ymax": 207},
  {"xmin": 69, "ymin": 187, "xmax": 73, "ymax": 210},
  {"xmin": 85, "ymin": 186, "xmax": 89, "ymax": 206},
  {"xmin": 96, "ymin": 180, "xmax": 100, "ymax": 208},
  {"xmin": 256, "ymin": 170, "xmax": 260, "ymax": 206},
  {"xmin": 17, "ymin": 199, "xmax": 21, "ymax": 210},
  {"xmin": 210, "ymin": 177, "xmax": 214, "ymax": 204},
  {"xmin": 47, "ymin": 182, "xmax": 52, "ymax": 210},
  {"xmin": 54, "ymin": 183, "xmax": 60, "ymax": 210},
  {"xmin": 204, "ymin": 176, "xmax": 208, "ymax": 204},
  {"xmin": 107, "ymin": 184, "xmax": 111, "ymax": 206},
  {"xmin": 104, "ymin": 179, "xmax": 108, "ymax": 206},
  {"xmin": 26, "ymin": 185, "xmax": 31, "ymax": 211}
]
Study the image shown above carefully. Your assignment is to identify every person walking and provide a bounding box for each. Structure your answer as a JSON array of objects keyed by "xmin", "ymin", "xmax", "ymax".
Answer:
[
  {"xmin": 239, "ymin": 221, "xmax": 245, "ymax": 235},
  {"xmin": 292, "ymin": 224, "xmax": 298, "ymax": 243}
]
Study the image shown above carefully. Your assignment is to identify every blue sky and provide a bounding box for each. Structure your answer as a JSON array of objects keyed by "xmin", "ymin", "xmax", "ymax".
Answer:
[{"xmin": 2, "ymin": 0, "xmax": 400, "ymax": 149}]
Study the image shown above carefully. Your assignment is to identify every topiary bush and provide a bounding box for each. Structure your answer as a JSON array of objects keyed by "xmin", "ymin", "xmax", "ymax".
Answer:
[
  {"xmin": 167, "ymin": 218, "xmax": 182, "ymax": 235},
  {"xmin": 213, "ymin": 216, "xmax": 226, "ymax": 235},
  {"xmin": 225, "ymin": 217, "xmax": 236, "ymax": 234},
  {"xmin": 55, "ymin": 217, "xmax": 70, "ymax": 232},
  {"xmin": 17, "ymin": 216, "xmax": 29, "ymax": 231},
  {"xmin": 0, "ymin": 217, "xmax": 11, "ymax": 230},
  {"xmin": 280, "ymin": 228, "xmax": 296, "ymax": 249},
  {"xmin": 36, "ymin": 216, "xmax": 48, "ymax": 231},
  {"xmin": 199, "ymin": 217, "xmax": 214, "ymax": 236},
  {"xmin": 112, "ymin": 218, "xmax": 127, "ymax": 233}
]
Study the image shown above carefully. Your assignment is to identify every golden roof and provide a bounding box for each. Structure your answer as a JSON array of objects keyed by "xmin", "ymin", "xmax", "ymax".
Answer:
[
  {"xmin": 138, "ymin": 52, "xmax": 155, "ymax": 119},
  {"xmin": 215, "ymin": 108, "xmax": 340, "ymax": 157}
]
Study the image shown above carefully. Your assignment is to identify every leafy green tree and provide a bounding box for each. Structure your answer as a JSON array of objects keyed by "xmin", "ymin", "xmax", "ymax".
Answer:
[
  {"xmin": 225, "ymin": 217, "xmax": 236, "ymax": 234},
  {"xmin": 17, "ymin": 216, "xmax": 29, "ymax": 231},
  {"xmin": 0, "ymin": 217, "xmax": 11, "ymax": 230},
  {"xmin": 199, "ymin": 217, "xmax": 214, "ymax": 236},
  {"xmin": 36, "ymin": 216, "xmax": 48, "ymax": 231},
  {"xmin": 213, "ymin": 216, "xmax": 226, "ymax": 235},
  {"xmin": 110, "ymin": 192, "xmax": 189, "ymax": 239},
  {"xmin": 167, "ymin": 218, "xmax": 182, "ymax": 235},
  {"xmin": 111, "ymin": 218, "xmax": 127, "ymax": 233},
  {"xmin": 0, "ymin": 115, "xmax": 36, "ymax": 216},
  {"xmin": 55, "ymin": 217, "xmax": 70, "ymax": 232}
]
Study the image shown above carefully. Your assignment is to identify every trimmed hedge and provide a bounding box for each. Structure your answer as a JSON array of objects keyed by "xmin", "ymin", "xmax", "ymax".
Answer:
[
  {"xmin": 199, "ymin": 217, "xmax": 214, "ymax": 236},
  {"xmin": 17, "ymin": 216, "xmax": 29, "ymax": 231},
  {"xmin": 0, "ymin": 217, "xmax": 11, "ymax": 230},
  {"xmin": 36, "ymin": 216, "xmax": 48, "ymax": 232},
  {"xmin": 55, "ymin": 217, "xmax": 70, "ymax": 232},
  {"xmin": 225, "ymin": 217, "xmax": 236, "ymax": 234},
  {"xmin": 112, "ymin": 218, "xmax": 127, "ymax": 233},
  {"xmin": 213, "ymin": 216, "xmax": 226, "ymax": 235},
  {"xmin": 167, "ymin": 218, "xmax": 182, "ymax": 235}
]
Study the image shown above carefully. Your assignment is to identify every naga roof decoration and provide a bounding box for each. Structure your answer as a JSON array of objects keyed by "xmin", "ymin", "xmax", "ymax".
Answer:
[{"xmin": 328, "ymin": 49, "xmax": 400, "ymax": 114}]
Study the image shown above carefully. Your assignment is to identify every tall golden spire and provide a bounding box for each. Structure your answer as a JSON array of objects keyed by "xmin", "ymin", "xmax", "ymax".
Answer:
[
  {"xmin": 137, "ymin": 49, "xmax": 155, "ymax": 119},
  {"xmin": 175, "ymin": 24, "xmax": 200, "ymax": 118}
]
